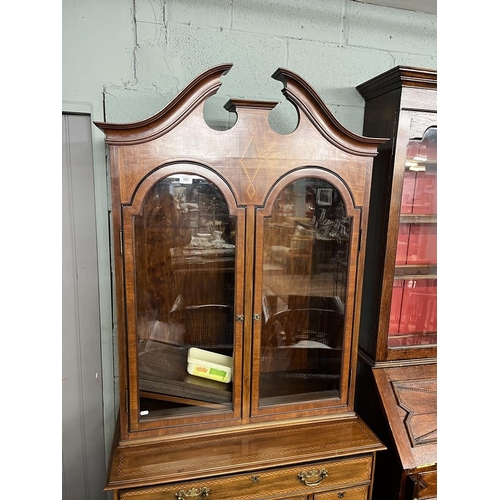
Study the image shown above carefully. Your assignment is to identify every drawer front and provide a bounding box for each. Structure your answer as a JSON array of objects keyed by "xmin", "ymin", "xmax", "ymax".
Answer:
[
  {"xmin": 276, "ymin": 497, "xmax": 308, "ymax": 500},
  {"xmin": 119, "ymin": 455, "xmax": 373, "ymax": 500},
  {"xmin": 314, "ymin": 485, "xmax": 369, "ymax": 500}
]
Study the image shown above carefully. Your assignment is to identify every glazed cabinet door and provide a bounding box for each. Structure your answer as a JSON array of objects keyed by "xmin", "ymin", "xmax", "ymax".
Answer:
[
  {"xmin": 122, "ymin": 167, "xmax": 367, "ymax": 432},
  {"xmin": 122, "ymin": 166, "xmax": 246, "ymax": 433},
  {"xmin": 357, "ymin": 66, "xmax": 437, "ymax": 364},
  {"xmin": 384, "ymin": 115, "xmax": 437, "ymax": 359},
  {"xmin": 251, "ymin": 171, "xmax": 363, "ymax": 418}
]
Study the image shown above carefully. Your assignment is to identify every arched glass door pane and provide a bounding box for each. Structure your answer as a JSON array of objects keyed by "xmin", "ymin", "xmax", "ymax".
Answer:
[
  {"xmin": 259, "ymin": 178, "xmax": 350, "ymax": 406},
  {"xmin": 134, "ymin": 174, "xmax": 236, "ymax": 419}
]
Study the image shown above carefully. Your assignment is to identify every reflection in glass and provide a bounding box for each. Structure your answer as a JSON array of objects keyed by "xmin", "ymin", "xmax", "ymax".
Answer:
[
  {"xmin": 389, "ymin": 127, "xmax": 437, "ymax": 347},
  {"xmin": 259, "ymin": 178, "xmax": 351, "ymax": 406},
  {"xmin": 133, "ymin": 174, "xmax": 236, "ymax": 419}
]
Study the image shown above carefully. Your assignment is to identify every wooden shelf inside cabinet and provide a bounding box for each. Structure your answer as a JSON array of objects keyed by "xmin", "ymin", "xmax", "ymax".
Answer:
[
  {"xmin": 394, "ymin": 264, "xmax": 436, "ymax": 280},
  {"xmin": 137, "ymin": 340, "xmax": 233, "ymax": 412},
  {"xmin": 399, "ymin": 214, "xmax": 436, "ymax": 224}
]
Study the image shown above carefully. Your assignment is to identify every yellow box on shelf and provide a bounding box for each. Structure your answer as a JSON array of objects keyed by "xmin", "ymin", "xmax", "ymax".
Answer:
[{"xmin": 187, "ymin": 347, "xmax": 233, "ymax": 383}]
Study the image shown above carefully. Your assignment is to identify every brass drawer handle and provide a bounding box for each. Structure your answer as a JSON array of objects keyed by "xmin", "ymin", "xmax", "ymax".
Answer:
[
  {"xmin": 297, "ymin": 467, "xmax": 328, "ymax": 487},
  {"xmin": 174, "ymin": 487, "xmax": 210, "ymax": 499}
]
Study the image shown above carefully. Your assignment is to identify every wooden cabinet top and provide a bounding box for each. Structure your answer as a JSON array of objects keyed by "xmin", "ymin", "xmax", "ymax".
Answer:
[{"xmin": 106, "ymin": 416, "xmax": 385, "ymax": 490}]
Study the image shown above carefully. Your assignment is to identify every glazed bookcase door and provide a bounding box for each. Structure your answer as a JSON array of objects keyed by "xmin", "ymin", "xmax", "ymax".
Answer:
[
  {"xmin": 381, "ymin": 115, "xmax": 437, "ymax": 361},
  {"xmin": 251, "ymin": 170, "xmax": 362, "ymax": 417},
  {"xmin": 389, "ymin": 126, "xmax": 437, "ymax": 349},
  {"xmin": 122, "ymin": 165, "xmax": 245, "ymax": 432}
]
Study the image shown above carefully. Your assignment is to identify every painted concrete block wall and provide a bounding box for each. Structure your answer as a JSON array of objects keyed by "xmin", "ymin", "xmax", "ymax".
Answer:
[
  {"xmin": 62, "ymin": 0, "xmax": 436, "ymax": 459},
  {"xmin": 63, "ymin": 0, "xmax": 436, "ymax": 131},
  {"xmin": 88, "ymin": 0, "xmax": 436, "ymax": 133}
]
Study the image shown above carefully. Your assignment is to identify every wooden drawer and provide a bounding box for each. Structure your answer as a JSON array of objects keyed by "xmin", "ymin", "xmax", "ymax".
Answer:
[
  {"xmin": 314, "ymin": 485, "xmax": 369, "ymax": 499},
  {"xmin": 277, "ymin": 496, "xmax": 308, "ymax": 500},
  {"xmin": 119, "ymin": 455, "xmax": 373, "ymax": 500},
  {"xmin": 407, "ymin": 469, "xmax": 437, "ymax": 499}
]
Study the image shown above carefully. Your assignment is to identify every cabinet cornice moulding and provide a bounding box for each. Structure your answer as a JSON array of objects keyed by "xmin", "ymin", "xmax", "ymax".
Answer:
[
  {"xmin": 94, "ymin": 63, "xmax": 233, "ymax": 146},
  {"xmin": 273, "ymin": 67, "xmax": 387, "ymax": 157},
  {"xmin": 95, "ymin": 63, "xmax": 388, "ymax": 155},
  {"xmin": 357, "ymin": 65, "xmax": 437, "ymax": 101}
]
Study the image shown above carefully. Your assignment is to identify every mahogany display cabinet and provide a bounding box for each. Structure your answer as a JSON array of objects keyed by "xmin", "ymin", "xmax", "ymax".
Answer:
[
  {"xmin": 94, "ymin": 64, "xmax": 387, "ymax": 500},
  {"xmin": 354, "ymin": 66, "xmax": 437, "ymax": 500}
]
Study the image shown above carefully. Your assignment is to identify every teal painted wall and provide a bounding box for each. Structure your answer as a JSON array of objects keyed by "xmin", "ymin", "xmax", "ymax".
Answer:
[
  {"xmin": 62, "ymin": 0, "xmax": 436, "ymax": 460},
  {"xmin": 63, "ymin": 0, "xmax": 436, "ymax": 131}
]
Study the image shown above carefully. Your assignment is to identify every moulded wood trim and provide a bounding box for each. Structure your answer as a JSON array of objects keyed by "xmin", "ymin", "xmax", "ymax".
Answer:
[
  {"xmin": 126, "ymin": 163, "xmax": 241, "ymax": 216},
  {"xmin": 224, "ymin": 99, "xmax": 280, "ymax": 112},
  {"xmin": 357, "ymin": 66, "xmax": 437, "ymax": 101},
  {"xmin": 94, "ymin": 63, "xmax": 233, "ymax": 145},
  {"xmin": 106, "ymin": 416, "xmax": 384, "ymax": 490},
  {"xmin": 94, "ymin": 63, "xmax": 388, "ymax": 156},
  {"xmin": 372, "ymin": 363, "xmax": 437, "ymax": 471},
  {"xmin": 273, "ymin": 67, "xmax": 387, "ymax": 157}
]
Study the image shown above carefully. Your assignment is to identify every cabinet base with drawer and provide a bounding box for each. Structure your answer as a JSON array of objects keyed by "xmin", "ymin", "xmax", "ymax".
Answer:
[{"xmin": 107, "ymin": 417, "xmax": 384, "ymax": 500}]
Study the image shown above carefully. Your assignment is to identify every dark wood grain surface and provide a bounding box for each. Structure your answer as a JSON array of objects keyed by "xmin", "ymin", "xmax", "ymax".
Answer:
[{"xmin": 107, "ymin": 416, "xmax": 384, "ymax": 490}]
